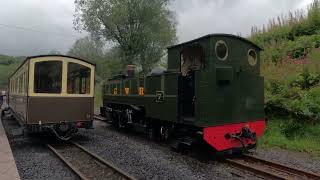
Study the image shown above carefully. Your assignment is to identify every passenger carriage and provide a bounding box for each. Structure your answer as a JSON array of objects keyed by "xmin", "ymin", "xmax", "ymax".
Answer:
[{"xmin": 7, "ymin": 55, "xmax": 95, "ymax": 140}]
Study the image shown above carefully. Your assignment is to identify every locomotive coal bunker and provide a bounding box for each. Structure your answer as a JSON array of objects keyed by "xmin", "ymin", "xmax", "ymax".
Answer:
[{"xmin": 100, "ymin": 34, "xmax": 265, "ymax": 152}]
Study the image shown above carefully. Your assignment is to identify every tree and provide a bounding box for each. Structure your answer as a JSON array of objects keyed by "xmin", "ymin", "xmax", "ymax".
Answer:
[
  {"xmin": 67, "ymin": 36, "xmax": 122, "ymax": 80},
  {"xmin": 68, "ymin": 36, "xmax": 104, "ymax": 62},
  {"xmin": 74, "ymin": 0, "xmax": 177, "ymax": 74},
  {"xmin": 48, "ymin": 50, "xmax": 62, "ymax": 55},
  {"xmin": 0, "ymin": 55, "xmax": 19, "ymax": 89}
]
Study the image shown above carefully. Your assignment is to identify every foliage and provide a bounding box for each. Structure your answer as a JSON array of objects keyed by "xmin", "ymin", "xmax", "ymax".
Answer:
[
  {"xmin": 264, "ymin": 45, "xmax": 320, "ymax": 124},
  {"xmin": 265, "ymin": 78, "xmax": 320, "ymax": 124},
  {"xmin": 259, "ymin": 118, "xmax": 320, "ymax": 156},
  {"xmin": 289, "ymin": 67, "xmax": 320, "ymax": 89},
  {"xmin": 258, "ymin": 0, "xmax": 320, "ymax": 130},
  {"xmin": 251, "ymin": 0, "xmax": 320, "ymax": 63},
  {"xmin": 74, "ymin": 0, "xmax": 177, "ymax": 74},
  {"xmin": 48, "ymin": 50, "xmax": 62, "ymax": 55},
  {"xmin": 67, "ymin": 36, "xmax": 122, "ymax": 81},
  {"xmin": 0, "ymin": 55, "xmax": 20, "ymax": 89},
  {"xmin": 0, "ymin": 54, "xmax": 18, "ymax": 65}
]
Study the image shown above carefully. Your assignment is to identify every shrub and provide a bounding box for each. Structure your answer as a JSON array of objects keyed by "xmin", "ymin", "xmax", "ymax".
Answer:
[
  {"xmin": 289, "ymin": 68, "xmax": 320, "ymax": 89},
  {"xmin": 280, "ymin": 119, "xmax": 306, "ymax": 139}
]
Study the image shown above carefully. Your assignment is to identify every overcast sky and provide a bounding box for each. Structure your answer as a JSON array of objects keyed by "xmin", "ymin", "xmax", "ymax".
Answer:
[{"xmin": 0, "ymin": 0, "xmax": 313, "ymax": 56}]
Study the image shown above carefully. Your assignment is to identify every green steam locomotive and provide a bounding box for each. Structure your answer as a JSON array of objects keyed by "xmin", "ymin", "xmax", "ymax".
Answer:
[{"xmin": 100, "ymin": 34, "xmax": 265, "ymax": 152}]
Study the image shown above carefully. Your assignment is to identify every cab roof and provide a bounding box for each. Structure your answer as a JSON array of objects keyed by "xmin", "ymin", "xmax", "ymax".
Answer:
[{"xmin": 167, "ymin": 33, "xmax": 262, "ymax": 50}]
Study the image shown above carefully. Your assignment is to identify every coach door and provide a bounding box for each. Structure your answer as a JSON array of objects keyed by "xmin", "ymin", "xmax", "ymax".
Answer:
[{"xmin": 180, "ymin": 45, "xmax": 203, "ymax": 122}]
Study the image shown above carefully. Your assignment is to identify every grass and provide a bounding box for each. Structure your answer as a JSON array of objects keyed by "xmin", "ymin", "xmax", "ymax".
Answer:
[{"xmin": 259, "ymin": 117, "xmax": 320, "ymax": 157}]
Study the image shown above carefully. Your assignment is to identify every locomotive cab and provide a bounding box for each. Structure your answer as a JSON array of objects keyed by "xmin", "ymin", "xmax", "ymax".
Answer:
[{"xmin": 167, "ymin": 34, "xmax": 265, "ymax": 151}]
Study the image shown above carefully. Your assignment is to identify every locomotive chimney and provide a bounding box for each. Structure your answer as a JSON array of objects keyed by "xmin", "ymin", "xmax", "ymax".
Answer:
[{"xmin": 127, "ymin": 64, "xmax": 135, "ymax": 78}]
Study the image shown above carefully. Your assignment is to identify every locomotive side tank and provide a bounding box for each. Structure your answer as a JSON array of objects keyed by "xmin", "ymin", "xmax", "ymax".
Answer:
[
  {"xmin": 7, "ymin": 55, "xmax": 95, "ymax": 140},
  {"xmin": 101, "ymin": 34, "xmax": 265, "ymax": 152}
]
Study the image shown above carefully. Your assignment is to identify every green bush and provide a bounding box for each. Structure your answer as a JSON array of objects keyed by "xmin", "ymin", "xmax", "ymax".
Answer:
[
  {"xmin": 280, "ymin": 119, "xmax": 306, "ymax": 139},
  {"xmin": 0, "ymin": 55, "xmax": 21, "ymax": 89},
  {"xmin": 289, "ymin": 68, "xmax": 320, "ymax": 89},
  {"xmin": 266, "ymin": 76, "xmax": 320, "ymax": 123},
  {"xmin": 259, "ymin": 118, "xmax": 320, "ymax": 155},
  {"xmin": 290, "ymin": 87, "xmax": 320, "ymax": 121}
]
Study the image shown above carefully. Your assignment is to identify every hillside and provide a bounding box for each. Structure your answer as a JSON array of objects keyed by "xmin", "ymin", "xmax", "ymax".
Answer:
[
  {"xmin": 0, "ymin": 55, "xmax": 20, "ymax": 89},
  {"xmin": 251, "ymin": 0, "xmax": 320, "ymax": 154},
  {"xmin": 250, "ymin": 0, "xmax": 320, "ymax": 118},
  {"xmin": 251, "ymin": 0, "xmax": 320, "ymax": 64}
]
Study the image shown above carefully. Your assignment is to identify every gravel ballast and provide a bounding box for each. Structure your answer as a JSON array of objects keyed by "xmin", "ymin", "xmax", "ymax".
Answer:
[
  {"xmin": 3, "ymin": 111, "xmax": 320, "ymax": 180},
  {"xmin": 74, "ymin": 121, "xmax": 261, "ymax": 180},
  {"xmin": 1, "ymin": 115, "xmax": 78, "ymax": 180},
  {"xmin": 254, "ymin": 148, "xmax": 320, "ymax": 175}
]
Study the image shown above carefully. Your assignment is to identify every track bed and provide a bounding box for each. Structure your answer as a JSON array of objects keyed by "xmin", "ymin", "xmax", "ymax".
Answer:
[
  {"xmin": 47, "ymin": 142, "xmax": 135, "ymax": 180},
  {"xmin": 225, "ymin": 154, "xmax": 320, "ymax": 179}
]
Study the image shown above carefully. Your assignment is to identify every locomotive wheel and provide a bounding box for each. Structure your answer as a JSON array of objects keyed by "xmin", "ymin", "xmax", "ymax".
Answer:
[
  {"xmin": 147, "ymin": 127, "xmax": 156, "ymax": 140},
  {"xmin": 170, "ymin": 139, "xmax": 183, "ymax": 152},
  {"xmin": 118, "ymin": 112, "xmax": 127, "ymax": 128},
  {"xmin": 111, "ymin": 112, "xmax": 120, "ymax": 129},
  {"xmin": 112, "ymin": 111, "xmax": 127, "ymax": 129},
  {"xmin": 160, "ymin": 126, "xmax": 171, "ymax": 140},
  {"xmin": 112, "ymin": 117, "xmax": 120, "ymax": 129}
]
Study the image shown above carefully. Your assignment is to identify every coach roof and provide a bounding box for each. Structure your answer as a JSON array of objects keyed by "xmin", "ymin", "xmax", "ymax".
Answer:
[{"xmin": 9, "ymin": 54, "xmax": 95, "ymax": 78}]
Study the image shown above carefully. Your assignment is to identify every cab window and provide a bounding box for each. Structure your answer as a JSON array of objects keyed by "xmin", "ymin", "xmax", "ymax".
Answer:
[
  {"xmin": 34, "ymin": 61, "xmax": 62, "ymax": 93},
  {"xmin": 67, "ymin": 63, "xmax": 91, "ymax": 94},
  {"xmin": 215, "ymin": 40, "xmax": 228, "ymax": 61},
  {"xmin": 180, "ymin": 45, "xmax": 203, "ymax": 76}
]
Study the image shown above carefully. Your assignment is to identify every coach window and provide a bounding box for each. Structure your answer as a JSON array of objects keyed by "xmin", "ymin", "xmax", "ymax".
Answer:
[
  {"xmin": 10, "ymin": 81, "xmax": 12, "ymax": 94},
  {"xmin": 15, "ymin": 79, "xmax": 18, "ymax": 94},
  {"xmin": 19, "ymin": 76, "xmax": 23, "ymax": 94},
  {"xmin": 34, "ymin": 61, "xmax": 62, "ymax": 93},
  {"xmin": 24, "ymin": 72, "xmax": 28, "ymax": 93},
  {"xmin": 67, "ymin": 62, "xmax": 91, "ymax": 94}
]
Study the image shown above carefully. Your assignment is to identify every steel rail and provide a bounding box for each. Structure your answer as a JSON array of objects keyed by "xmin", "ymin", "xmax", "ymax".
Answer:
[
  {"xmin": 94, "ymin": 113, "xmax": 320, "ymax": 179},
  {"xmin": 47, "ymin": 142, "xmax": 136, "ymax": 180},
  {"xmin": 47, "ymin": 144, "xmax": 89, "ymax": 180},
  {"xmin": 71, "ymin": 142, "xmax": 135, "ymax": 180},
  {"xmin": 242, "ymin": 154, "xmax": 320, "ymax": 179},
  {"xmin": 225, "ymin": 154, "xmax": 320, "ymax": 180}
]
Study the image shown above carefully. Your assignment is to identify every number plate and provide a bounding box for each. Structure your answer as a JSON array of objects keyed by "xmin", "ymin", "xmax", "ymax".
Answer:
[{"xmin": 156, "ymin": 91, "xmax": 164, "ymax": 102}]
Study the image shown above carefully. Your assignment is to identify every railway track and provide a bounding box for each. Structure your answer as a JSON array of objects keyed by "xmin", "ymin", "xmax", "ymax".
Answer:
[
  {"xmin": 47, "ymin": 142, "xmax": 136, "ymax": 180},
  {"xmin": 94, "ymin": 114, "xmax": 320, "ymax": 179},
  {"xmin": 225, "ymin": 154, "xmax": 320, "ymax": 180}
]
